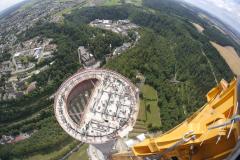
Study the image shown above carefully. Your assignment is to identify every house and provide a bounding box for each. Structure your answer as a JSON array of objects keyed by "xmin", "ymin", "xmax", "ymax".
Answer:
[{"xmin": 27, "ymin": 81, "xmax": 37, "ymax": 94}]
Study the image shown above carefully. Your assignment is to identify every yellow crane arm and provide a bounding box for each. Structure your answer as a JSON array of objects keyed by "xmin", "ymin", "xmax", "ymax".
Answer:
[{"xmin": 132, "ymin": 77, "xmax": 240, "ymax": 160}]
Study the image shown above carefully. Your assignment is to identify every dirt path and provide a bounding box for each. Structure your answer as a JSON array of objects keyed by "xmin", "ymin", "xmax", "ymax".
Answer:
[
  {"xmin": 201, "ymin": 49, "xmax": 218, "ymax": 85},
  {"xmin": 211, "ymin": 41, "xmax": 240, "ymax": 76}
]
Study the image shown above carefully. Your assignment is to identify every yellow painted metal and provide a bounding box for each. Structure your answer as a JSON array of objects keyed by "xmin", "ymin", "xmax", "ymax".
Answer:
[{"xmin": 132, "ymin": 78, "xmax": 240, "ymax": 160}]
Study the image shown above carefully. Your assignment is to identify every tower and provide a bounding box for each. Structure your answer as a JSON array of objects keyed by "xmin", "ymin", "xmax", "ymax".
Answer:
[{"xmin": 54, "ymin": 68, "xmax": 140, "ymax": 159}]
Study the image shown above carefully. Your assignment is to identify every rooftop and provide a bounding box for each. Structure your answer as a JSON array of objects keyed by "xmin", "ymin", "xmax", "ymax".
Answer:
[{"xmin": 54, "ymin": 69, "xmax": 139, "ymax": 144}]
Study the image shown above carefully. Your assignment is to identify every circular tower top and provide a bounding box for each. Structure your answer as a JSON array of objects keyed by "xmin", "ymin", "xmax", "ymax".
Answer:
[{"xmin": 54, "ymin": 69, "xmax": 139, "ymax": 144}]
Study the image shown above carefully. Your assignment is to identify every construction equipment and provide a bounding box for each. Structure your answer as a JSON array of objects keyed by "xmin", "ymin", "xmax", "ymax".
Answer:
[{"xmin": 113, "ymin": 77, "xmax": 240, "ymax": 160}]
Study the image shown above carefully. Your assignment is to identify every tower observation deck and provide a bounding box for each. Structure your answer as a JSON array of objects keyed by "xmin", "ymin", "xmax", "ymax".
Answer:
[{"xmin": 54, "ymin": 69, "xmax": 139, "ymax": 144}]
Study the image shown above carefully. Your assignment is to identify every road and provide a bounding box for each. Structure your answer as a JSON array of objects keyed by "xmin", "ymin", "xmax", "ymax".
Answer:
[
  {"xmin": 201, "ymin": 49, "xmax": 218, "ymax": 85},
  {"xmin": 59, "ymin": 142, "xmax": 84, "ymax": 160}
]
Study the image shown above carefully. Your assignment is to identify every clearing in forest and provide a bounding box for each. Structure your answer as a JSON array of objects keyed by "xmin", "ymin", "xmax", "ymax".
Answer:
[
  {"xmin": 210, "ymin": 41, "xmax": 240, "ymax": 76},
  {"xmin": 129, "ymin": 84, "xmax": 160, "ymax": 137},
  {"xmin": 138, "ymin": 85, "xmax": 161, "ymax": 127}
]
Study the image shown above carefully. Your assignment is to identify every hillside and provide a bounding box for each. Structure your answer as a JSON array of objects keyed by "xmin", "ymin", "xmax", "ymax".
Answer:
[{"xmin": 0, "ymin": 0, "xmax": 237, "ymax": 159}]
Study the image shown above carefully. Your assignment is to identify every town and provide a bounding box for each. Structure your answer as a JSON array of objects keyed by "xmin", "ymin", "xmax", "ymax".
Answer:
[
  {"xmin": 0, "ymin": 37, "xmax": 57, "ymax": 101},
  {"xmin": 0, "ymin": 0, "xmax": 87, "ymax": 56}
]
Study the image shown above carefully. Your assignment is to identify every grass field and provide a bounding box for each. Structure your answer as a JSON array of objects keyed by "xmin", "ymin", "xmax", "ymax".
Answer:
[
  {"xmin": 26, "ymin": 141, "xmax": 78, "ymax": 160},
  {"xmin": 26, "ymin": 142, "xmax": 88, "ymax": 160},
  {"xmin": 125, "ymin": 0, "xmax": 142, "ymax": 6},
  {"xmin": 104, "ymin": 0, "xmax": 121, "ymax": 6},
  {"xmin": 140, "ymin": 85, "xmax": 161, "ymax": 127},
  {"xmin": 67, "ymin": 144, "xmax": 89, "ymax": 160},
  {"xmin": 211, "ymin": 41, "xmax": 240, "ymax": 75},
  {"xmin": 129, "ymin": 84, "xmax": 161, "ymax": 137}
]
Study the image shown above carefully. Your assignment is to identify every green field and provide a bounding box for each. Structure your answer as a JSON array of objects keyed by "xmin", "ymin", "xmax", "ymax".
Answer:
[
  {"xmin": 104, "ymin": 0, "xmax": 121, "ymax": 6},
  {"xmin": 140, "ymin": 85, "xmax": 161, "ymax": 127},
  {"xmin": 129, "ymin": 84, "xmax": 161, "ymax": 137},
  {"xmin": 67, "ymin": 144, "xmax": 89, "ymax": 160},
  {"xmin": 26, "ymin": 142, "xmax": 87, "ymax": 160},
  {"xmin": 26, "ymin": 141, "xmax": 78, "ymax": 160},
  {"xmin": 125, "ymin": 0, "xmax": 142, "ymax": 6}
]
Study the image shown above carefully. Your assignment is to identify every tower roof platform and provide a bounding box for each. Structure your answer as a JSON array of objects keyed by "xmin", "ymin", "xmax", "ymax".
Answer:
[{"xmin": 54, "ymin": 69, "xmax": 139, "ymax": 144}]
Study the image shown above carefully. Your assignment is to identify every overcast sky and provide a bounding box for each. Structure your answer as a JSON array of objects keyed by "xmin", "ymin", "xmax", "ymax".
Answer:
[
  {"xmin": 181, "ymin": 0, "xmax": 240, "ymax": 33},
  {"xmin": 0, "ymin": 0, "xmax": 25, "ymax": 12}
]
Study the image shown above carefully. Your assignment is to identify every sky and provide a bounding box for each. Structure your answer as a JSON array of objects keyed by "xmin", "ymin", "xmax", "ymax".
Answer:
[
  {"xmin": 181, "ymin": 0, "xmax": 240, "ymax": 33},
  {"xmin": 0, "ymin": 0, "xmax": 25, "ymax": 12}
]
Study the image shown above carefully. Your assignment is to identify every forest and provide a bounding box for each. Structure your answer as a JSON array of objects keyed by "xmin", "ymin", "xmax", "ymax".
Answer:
[{"xmin": 0, "ymin": 0, "xmax": 236, "ymax": 159}]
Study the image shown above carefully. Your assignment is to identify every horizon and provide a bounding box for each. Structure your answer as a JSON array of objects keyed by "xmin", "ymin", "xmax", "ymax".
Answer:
[
  {"xmin": 0, "ymin": 0, "xmax": 25, "ymax": 13},
  {"xmin": 180, "ymin": 0, "xmax": 240, "ymax": 34},
  {"xmin": 1, "ymin": 0, "xmax": 240, "ymax": 34}
]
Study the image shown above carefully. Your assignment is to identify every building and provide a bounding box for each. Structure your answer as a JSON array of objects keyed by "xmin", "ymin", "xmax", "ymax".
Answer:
[
  {"xmin": 54, "ymin": 69, "xmax": 140, "ymax": 159},
  {"xmin": 26, "ymin": 81, "xmax": 37, "ymax": 94},
  {"xmin": 33, "ymin": 47, "xmax": 42, "ymax": 59},
  {"xmin": 89, "ymin": 19, "xmax": 139, "ymax": 36},
  {"xmin": 0, "ymin": 61, "xmax": 13, "ymax": 74},
  {"xmin": 78, "ymin": 46, "xmax": 96, "ymax": 67},
  {"xmin": 16, "ymin": 81, "xmax": 26, "ymax": 91},
  {"xmin": 0, "ymin": 135, "xmax": 14, "ymax": 144},
  {"xmin": 113, "ymin": 43, "xmax": 132, "ymax": 56}
]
